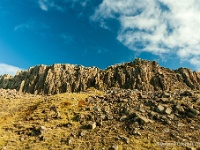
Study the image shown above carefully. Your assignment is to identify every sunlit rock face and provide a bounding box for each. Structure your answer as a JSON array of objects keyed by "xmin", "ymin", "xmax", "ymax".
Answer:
[{"xmin": 1, "ymin": 59, "xmax": 200, "ymax": 94}]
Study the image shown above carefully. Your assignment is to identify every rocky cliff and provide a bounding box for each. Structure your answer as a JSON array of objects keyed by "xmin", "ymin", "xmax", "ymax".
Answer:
[{"xmin": 1, "ymin": 59, "xmax": 200, "ymax": 94}]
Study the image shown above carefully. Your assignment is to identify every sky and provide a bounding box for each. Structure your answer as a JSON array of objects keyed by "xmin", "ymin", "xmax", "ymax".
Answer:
[{"xmin": 1, "ymin": 0, "xmax": 200, "ymax": 75}]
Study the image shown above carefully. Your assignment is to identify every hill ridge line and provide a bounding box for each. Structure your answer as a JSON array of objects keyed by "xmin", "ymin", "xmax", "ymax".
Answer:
[{"xmin": 0, "ymin": 59, "xmax": 200, "ymax": 94}]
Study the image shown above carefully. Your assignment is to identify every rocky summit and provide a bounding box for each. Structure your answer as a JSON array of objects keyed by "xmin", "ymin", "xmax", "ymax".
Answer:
[
  {"xmin": 0, "ymin": 59, "xmax": 200, "ymax": 150},
  {"xmin": 1, "ymin": 59, "xmax": 200, "ymax": 95}
]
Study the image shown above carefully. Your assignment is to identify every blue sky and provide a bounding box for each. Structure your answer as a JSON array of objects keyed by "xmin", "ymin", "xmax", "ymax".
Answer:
[{"xmin": 0, "ymin": 0, "xmax": 200, "ymax": 75}]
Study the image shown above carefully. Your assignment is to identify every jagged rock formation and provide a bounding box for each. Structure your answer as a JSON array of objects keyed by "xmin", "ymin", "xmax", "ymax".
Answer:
[{"xmin": 1, "ymin": 59, "xmax": 200, "ymax": 94}]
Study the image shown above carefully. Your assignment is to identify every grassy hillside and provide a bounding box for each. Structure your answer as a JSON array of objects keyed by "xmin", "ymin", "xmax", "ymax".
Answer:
[{"xmin": 0, "ymin": 88, "xmax": 198, "ymax": 150}]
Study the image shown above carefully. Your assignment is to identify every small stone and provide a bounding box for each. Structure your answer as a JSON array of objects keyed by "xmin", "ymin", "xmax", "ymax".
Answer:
[
  {"xmin": 132, "ymin": 128, "xmax": 141, "ymax": 136},
  {"xmin": 187, "ymin": 112, "xmax": 196, "ymax": 118},
  {"xmin": 164, "ymin": 107, "xmax": 172, "ymax": 115},
  {"xmin": 166, "ymin": 120, "xmax": 172, "ymax": 124},
  {"xmin": 67, "ymin": 137, "xmax": 73, "ymax": 145},
  {"xmin": 40, "ymin": 126, "xmax": 47, "ymax": 134},
  {"xmin": 167, "ymin": 114, "xmax": 175, "ymax": 120},
  {"xmin": 186, "ymin": 147, "xmax": 196, "ymax": 150},
  {"xmin": 190, "ymin": 126, "xmax": 194, "ymax": 129},
  {"xmin": 107, "ymin": 114, "xmax": 114, "ymax": 120},
  {"xmin": 94, "ymin": 106, "xmax": 101, "ymax": 112},
  {"xmin": 39, "ymin": 135, "xmax": 45, "ymax": 141},
  {"xmin": 2, "ymin": 146, "xmax": 6, "ymax": 150},
  {"xmin": 148, "ymin": 111, "xmax": 157, "ymax": 119},
  {"xmin": 119, "ymin": 135, "xmax": 129, "ymax": 144},
  {"xmin": 120, "ymin": 115, "xmax": 127, "ymax": 122},
  {"xmin": 156, "ymin": 105, "xmax": 165, "ymax": 113},
  {"xmin": 88, "ymin": 122, "xmax": 96, "ymax": 129},
  {"xmin": 175, "ymin": 105, "xmax": 185, "ymax": 113},
  {"xmin": 119, "ymin": 98, "xmax": 128, "ymax": 103},
  {"xmin": 132, "ymin": 113, "xmax": 151, "ymax": 125},
  {"xmin": 181, "ymin": 91, "xmax": 193, "ymax": 97},
  {"xmin": 109, "ymin": 144, "xmax": 119, "ymax": 150},
  {"xmin": 139, "ymin": 104, "xmax": 146, "ymax": 113},
  {"xmin": 162, "ymin": 92, "xmax": 171, "ymax": 98},
  {"xmin": 86, "ymin": 96, "xmax": 95, "ymax": 102},
  {"xmin": 80, "ymin": 130, "xmax": 87, "ymax": 136},
  {"xmin": 196, "ymin": 98, "xmax": 200, "ymax": 104},
  {"xmin": 161, "ymin": 98, "xmax": 169, "ymax": 103},
  {"xmin": 141, "ymin": 94, "xmax": 148, "ymax": 99},
  {"xmin": 56, "ymin": 111, "xmax": 61, "ymax": 119},
  {"xmin": 137, "ymin": 115, "xmax": 150, "ymax": 125},
  {"xmin": 189, "ymin": 107, "xmax": 199, "ymax": 116},
  {"xmin": 100, "ymin": 114, "xmax": 106, "ymax": 120},
  {"xmin": 96, "ymin": 120, "xmax": 103, "ymax": 126},
  {"xmin": 19, "ymin": 137, "xmax": 25, "ymax": 141}
]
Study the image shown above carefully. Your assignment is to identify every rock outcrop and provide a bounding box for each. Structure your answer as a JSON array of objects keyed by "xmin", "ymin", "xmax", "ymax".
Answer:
[{"xmin": 1, "ymin": 59, "xmax": 200, "ymax": 94}]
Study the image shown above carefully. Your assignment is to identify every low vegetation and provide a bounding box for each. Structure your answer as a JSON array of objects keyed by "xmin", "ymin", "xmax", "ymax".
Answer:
[{"xmin": 0, "ymin": 88, "xmax": 200, "ymax": 150}]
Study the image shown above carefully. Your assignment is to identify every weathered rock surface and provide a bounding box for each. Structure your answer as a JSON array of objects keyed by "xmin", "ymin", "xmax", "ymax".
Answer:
[{"xmin": 1, "ymin": 59, "xmax": 200, "ymax": 94}]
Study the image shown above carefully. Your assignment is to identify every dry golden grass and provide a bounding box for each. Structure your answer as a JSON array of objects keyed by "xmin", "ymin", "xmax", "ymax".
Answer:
[{"xmin": 0, "ymin": 90, "xmax": 184, "ymax": 150}]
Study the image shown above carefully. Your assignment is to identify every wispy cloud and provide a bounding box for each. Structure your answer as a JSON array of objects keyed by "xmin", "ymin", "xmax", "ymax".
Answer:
[
  {"xmin": 38, "ymin": 0, "xmax": 48, "ymax": 11},
  {"xmin": 14, "ymin": 24, "xmax": 30, "ymax": 32},
  {"xmin": 92, "ymin": 0, "xmax": 200, "ymax": 70},
  {"xmin": 38, "ymin": 0, "xmax": 90, "ymax": 12},
  {"xmin": 38, "ymin": 0, "xmax": 64, "ymax": 12},
  {"xmin": 0, "ymin": 63, "xmax": 23, "ymax": 76},
  {"xmin": 14, "ymin": 20, "xmax": 49, "ymax": 32},
  {"xmin": 60, "ymin": 33, "xmax": 74, "ymax": 44}
]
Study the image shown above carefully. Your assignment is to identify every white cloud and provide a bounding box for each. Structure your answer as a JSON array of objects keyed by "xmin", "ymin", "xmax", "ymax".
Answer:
[
  {"xmin": 38, "ymin": 0, "xmax": 65, "ymax": 12},
  {"xmin": 92, "ymin": 0, "xmax": 200, "ymax": 70},
  {"xmin": 0, "ymin": 63, "xmax": 23, "ymax": 76},
  {"xmin": 14, "ymin": 24, "xmax": 30, "ymax": 31},
  {"xmin": 190, "ymin": 57, "xmax": 200, "ymax": 71},
  {"xmin": 14, "ymin": 20, "xmax": 49, "ymax": 32},
  {"xmin": 39, "ymin": 0, "xmax": 48, "ymax": 11},
  {"xmin": 60, "ymin": 33, "xmax": 74, "ymax": 44},
  {"xmin": 38, "ymin": 0, "xmax": 90, "ymax": 12}
]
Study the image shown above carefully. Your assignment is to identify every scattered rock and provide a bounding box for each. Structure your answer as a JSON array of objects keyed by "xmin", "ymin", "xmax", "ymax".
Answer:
[
  {"xmin": 39, "ymin": 135, "xmax": 45, "ymax": 141},
  {"xmin": 120, "ymin": 115, "xmax": 127, "ymax": 122},
  {"xmin": 106, "ymin": 114, "xmax": 114, "ymax": 120},
  {"xmin": 67, "ymin": 137, "xmax": 73, "ymax": 145},
  {"xmin": 178, "ymin": 122, "xmax": 185, "ymax": 127},
  {"xmin": 156, "ymin": 105, "xmax": 165, "ymax": 113},
  {"xmin": 175, "ymin": 105, "xmax": 185, "ymax": 113},
  {"xmin": 109, "ymin": 144, "xmax": 119, "ymax": 150},
  {"xmin": 139, "ymin": 104, "xmax": 146, "ymax": 113},
  {"xmin": 189, "ymin": 107, "xmax": 199, "ymax": 116},
  {"xmin": 167, "ymin": 114, "xmax": 175, "ymax": 120},
  {"xmin": 39, "ymin": 126, "xmax": 47, "ymax": 135},
  {"xmin": 1, "ymin": 61, "xmax": 200, "ymax": 149},
  {"xmin": 79, "ymin": 130, "xmax": 87, "ymax": 137},
  {"xmin": 132, "ymin": 128, "xmax": 142, "ymax": 136},
  {"xmin": 129, "ymin": 113, "xmax": 151, "ymax": 125},
  {"xmin": 19, "ymin": 137, "xmax": 25, "ymax": 141},
  {"xmin": 2, "ymin": 146, "xmax": 7, "ymax": 150},
  {"xmin": 88, "ymin": 122, "xmax": 96, "ymax": 130},
  {"xmin": 162, "ymin": 92, "xmax": 171, "ymax": 98},
  {"xmin": 186, "ymin": 147, "xmax": 196, "ymax": 150},
  {"xmin": 164, "ymin": 107, "xmax": 172, "ymax": 115},
  {"xmin": 181, "ymin": 91, "xmax": 193, "ymax": 97},
  {"xmin": 119, "ymin": 135, "xmax": 129, "ymax": 144}
]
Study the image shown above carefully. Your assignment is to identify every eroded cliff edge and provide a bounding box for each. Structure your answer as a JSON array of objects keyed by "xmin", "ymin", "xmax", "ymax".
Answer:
[{"xmin": 1, "ymin": 59, "xmax": 200, "ymax": 94}]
